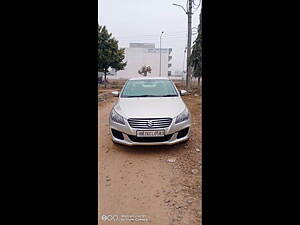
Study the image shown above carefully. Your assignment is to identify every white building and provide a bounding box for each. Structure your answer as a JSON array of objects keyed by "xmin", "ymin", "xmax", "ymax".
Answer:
[{"xmin": 116, "ymin": 43, "xmax": 172, "ymax": 79}]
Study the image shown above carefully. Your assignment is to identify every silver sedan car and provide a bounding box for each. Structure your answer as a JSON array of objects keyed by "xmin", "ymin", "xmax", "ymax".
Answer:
[{"xmin": 109, "ymin": 77, "xmax": 191, "ymax": 146}]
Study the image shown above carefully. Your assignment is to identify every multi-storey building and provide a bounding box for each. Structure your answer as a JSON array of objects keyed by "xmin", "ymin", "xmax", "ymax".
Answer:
[{"xmin": 116, "ymin": 43, "xmax": 172, "ymax": 79}]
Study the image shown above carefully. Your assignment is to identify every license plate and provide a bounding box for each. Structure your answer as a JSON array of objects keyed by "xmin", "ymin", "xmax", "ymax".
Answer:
[{"xmin": 136, "ymin": 130, "xmax": 165, "ymax": 137}]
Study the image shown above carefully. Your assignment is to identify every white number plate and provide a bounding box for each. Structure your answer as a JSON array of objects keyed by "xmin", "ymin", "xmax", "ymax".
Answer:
[{"xmin": 136, "ymin": 130, "xmax": 165, "ymax": 137}]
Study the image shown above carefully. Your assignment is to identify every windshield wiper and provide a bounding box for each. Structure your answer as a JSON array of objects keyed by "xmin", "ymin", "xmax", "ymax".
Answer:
[
  {"xmin": 126, "ymin": 95, "xmax": 158, "ymax": 98},
  {"xmin": 157, "ymin": 94, "xmax": 178, "ymax": 97},
  {"xmin": 124, "ymin": 94, "xmax": 177, "ymax": 98}
]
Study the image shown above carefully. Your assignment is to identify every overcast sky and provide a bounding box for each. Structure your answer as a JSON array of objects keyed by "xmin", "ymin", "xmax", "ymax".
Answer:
[{"xmin": 98, "ymin": 0, "xmax": 201, "ymax": 73}]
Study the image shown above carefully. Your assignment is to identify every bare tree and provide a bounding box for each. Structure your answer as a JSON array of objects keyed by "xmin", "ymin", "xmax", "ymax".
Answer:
[{"xmin": 138, "ymin": 66, "xmax": 152, "ymax": 76}]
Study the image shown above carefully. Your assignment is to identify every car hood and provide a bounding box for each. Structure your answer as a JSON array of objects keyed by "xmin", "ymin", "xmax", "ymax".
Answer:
[{"xmin": 115, "ymin": 97, "xmax": 186, "ymax": 118}]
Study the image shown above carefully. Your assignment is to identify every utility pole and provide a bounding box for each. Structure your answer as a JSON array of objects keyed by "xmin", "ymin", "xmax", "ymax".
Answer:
[
  {"xmin": 183, "ymin": 47, "xmax": 187, "ymax": 77},
  {"xmin": 172, "ymin": 1, "xmax": 193, "ymax": 91},
  {"xmin": 186, "ymin": 0, "xmax": 193, "ymax": 91},
  {"xmin": 159, "ymin": 31, "xmax": 164, "ymax": 76}
]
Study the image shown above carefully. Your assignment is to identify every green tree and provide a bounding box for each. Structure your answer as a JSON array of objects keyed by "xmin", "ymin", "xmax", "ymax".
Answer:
[
  {"xmin": 190, "ymin": 12, "xmax": 202, "ymax": 88},
  {"xmin": 98, "ymin": 25, "xmax": 127, "ymax": 87}
]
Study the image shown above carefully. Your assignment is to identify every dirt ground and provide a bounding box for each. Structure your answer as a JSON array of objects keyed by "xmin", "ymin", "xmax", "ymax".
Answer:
[{"xmin": 98, "ymin": 89, "xmax": 202, "ymax": 225}]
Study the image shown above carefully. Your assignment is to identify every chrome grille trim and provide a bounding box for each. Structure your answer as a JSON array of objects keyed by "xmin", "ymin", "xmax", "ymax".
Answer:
[{"xmin": 128, "ymin": 118, "xmax": 173, "ymax": 129}]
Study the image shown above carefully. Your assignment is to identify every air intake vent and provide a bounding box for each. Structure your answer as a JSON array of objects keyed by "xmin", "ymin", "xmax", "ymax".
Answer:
[
  {"xmin": 128, "ymin": 134, "xmax": 173, "ymax": 142},
  {"xmin": 177, "ymin": 128, "xmax": 189, "ymax": 139},
  {"xmin": 111, "ymin": 129, "xmax": 124, "ymax": 140}
]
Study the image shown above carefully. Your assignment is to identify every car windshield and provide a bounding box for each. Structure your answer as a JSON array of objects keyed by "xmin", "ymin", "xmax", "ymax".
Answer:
[{"xmin": 121, "ymin": 79, "xmax": 178, "ymax": 98}]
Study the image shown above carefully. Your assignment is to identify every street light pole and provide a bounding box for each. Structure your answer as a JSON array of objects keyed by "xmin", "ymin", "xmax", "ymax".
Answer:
[{"xmin": 159, "ymin": 31, "xmax": 164, "ymax": 77}]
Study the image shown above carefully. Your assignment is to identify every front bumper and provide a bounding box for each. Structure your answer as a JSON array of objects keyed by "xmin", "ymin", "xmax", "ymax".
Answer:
[{"xmin": 109, "ymin": 116, "xmax": 191, "ymax": 146}]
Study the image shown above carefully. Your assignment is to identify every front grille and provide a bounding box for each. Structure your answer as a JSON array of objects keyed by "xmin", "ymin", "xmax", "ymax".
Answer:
[
  {"xmin": 128, "ymin": 118, "xmax": 172, "ymax": 129},
  {"xmin": 128, "ymin": 134, "xmax": 173, "ymax": 143}
]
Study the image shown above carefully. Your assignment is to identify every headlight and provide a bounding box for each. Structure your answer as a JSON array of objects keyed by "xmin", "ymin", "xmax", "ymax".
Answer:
[
  {"xmin": 175, "ymin": 108, "xmax": 189, "ymax": 124},
  {"xmin": 111, "ymin": 108, "xmax": 125, "ymax": 125}
]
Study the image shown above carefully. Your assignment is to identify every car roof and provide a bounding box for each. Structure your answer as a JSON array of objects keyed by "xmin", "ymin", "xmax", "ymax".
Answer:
[{"xmin": 128, "ymin": 77, "xmax": 170, "ymax": 81}]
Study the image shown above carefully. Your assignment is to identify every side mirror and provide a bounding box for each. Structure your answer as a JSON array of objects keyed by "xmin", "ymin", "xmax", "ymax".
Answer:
[
  {"xmin": 180, "ymin": 90, "xmax": 187, "ymax": 96},
  {"xmin": 111, "ymin": 91, "xmax": 119, "ymax": 97}
]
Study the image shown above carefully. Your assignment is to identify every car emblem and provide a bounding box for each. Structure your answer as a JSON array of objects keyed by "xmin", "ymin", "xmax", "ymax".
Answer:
[{"xmin": 147, "ymin": 120, "xmax": 153, "ymax": 127}]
